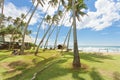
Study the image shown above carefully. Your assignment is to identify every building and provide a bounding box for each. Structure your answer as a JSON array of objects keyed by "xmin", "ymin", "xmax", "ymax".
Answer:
[{"xmin": 0, "ymin": 34, "xmax": 33, "ymax": 49}]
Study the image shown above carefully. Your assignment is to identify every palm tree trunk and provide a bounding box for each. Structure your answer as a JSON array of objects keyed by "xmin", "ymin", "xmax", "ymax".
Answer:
[
  {"xmin": 23, "ymin": 0, "xmax": 35, "ymax": 20},
  {"xmin": 33, "ymin": 5, "xmax": 50, "ymax": 50},
  {"xmin": 66, "ymin": 26, "xmax": 72, "ymax": 52},
  {"xmin": 72, "ymin": 0, "xmax": 81, "ymax": 68},
  {"xmin": 61, "ymin": 25, "xmax": 72, "ymax": 52},
  {"xmin": 53, "ymin": 12, "xmax": 66, "ymax": 49},
  {"xmin": 35, "ymin": 23, "xmax": 53, "ymax": 55},
  {"xmin": 0, "ymin": 0, "xmax": 4, "ymax": 26},
  {"xmin": 44, "ymin": 25, "xmax": 56, "ymax": 49},
  {"xmin": 1, "ymin": 0, "xmax": 4, "ymax": 15},
  {"xmin": 20, "ymin": 2, "xmax": 39, "ymax": 54}
]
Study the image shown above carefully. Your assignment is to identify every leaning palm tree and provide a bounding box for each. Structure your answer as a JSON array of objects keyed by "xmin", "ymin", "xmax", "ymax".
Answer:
[
  {"xmin": 34, "ymin": 0, "xmax": 61, "ymax": 55},
  {"xmin": 43, "ymin": 13, "xmax": 60, "ymax": 49},
  {"xmin": 20, "ymin": 1, "xmax": 40, "ymax": 54},
  {"xmin": 66, "ymin": 25, "xmax": 72, "ymax": 52},
  {"xmin": 33, "ymin": 4, "xmax": 51, "ymax": 50},
  {"xmin": 53, "ymin": 10, "xmax": 66, "ymax": 49},
  {"xmin": 33, "ymin": 0, "xmax": 60, "ymax": 49},
  {"xmin": 1, "ymin": 0, "xmax": 4, "ymax": 15},
  {"xmin": 34, "ymin": 15, "xmax": 54, "ymax": 55}
]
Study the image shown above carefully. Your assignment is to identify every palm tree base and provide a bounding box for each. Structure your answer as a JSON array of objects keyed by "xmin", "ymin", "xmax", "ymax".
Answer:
[{"xmin": 73, "ymin": 62, "xmax": 81, "ymax": 68}]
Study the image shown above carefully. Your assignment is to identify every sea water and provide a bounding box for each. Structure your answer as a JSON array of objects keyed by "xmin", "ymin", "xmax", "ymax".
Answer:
[{"xmin": 70, "ymin": 46, "xmax": 120, "ymax": 53}]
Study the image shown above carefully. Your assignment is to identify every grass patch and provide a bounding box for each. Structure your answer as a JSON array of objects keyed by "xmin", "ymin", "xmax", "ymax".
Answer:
[{"xmin": 0, "ymin": 50, "xmax": 120, "ymax": 80}]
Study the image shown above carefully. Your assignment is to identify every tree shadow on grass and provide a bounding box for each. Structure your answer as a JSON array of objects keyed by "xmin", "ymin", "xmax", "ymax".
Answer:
[
  {"xmin": 89, "ymin": 68, "xmax": 105, "ymax": 80},
  {"xmin": 4, "ymin": 56, "xmax": 58, "ymax": 80},
  {"xmin": 4, "ymin": 52, "xmax": 113, "ymax": 80},
  {"xmin": 35, "ymin": 59, "xmax": 88, "ymax": 80},
  {"xmin": 2, "ymin": 61, "xmax": 29, "ymax": 75},
  {"xmin": 64, "ymin": 52, "xmax": 113, "ymax": 63}
]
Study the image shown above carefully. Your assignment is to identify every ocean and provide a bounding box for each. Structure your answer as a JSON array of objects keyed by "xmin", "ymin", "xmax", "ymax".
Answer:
[{"xmin": 70, "ymin": 46, "xmax": 120, "ymax": 53}]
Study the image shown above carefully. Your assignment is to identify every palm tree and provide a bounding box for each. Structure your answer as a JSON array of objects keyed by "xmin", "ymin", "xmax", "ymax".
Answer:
[
  {"xmin": 43, "ymin": 14, "xmax": 59, "ymax": 49},
  {"xmin": 60, "ymin": 25, "xmax": 72, "ymax": 52},
  {"xmin": 66, "ymin": 26, "xmax": 72, "ymax": 52},
  {"xmin": 1, "ymin": 0, "xmax": 4, "ymax": 15},
  {"xmin": 0, "ymin": 13, "xmax": 5, "ymax": 27},
  {"xmin": 43, "ymin": 25, "xmax": 56, "ymax": 49},
  {"xmin": 34, "ymin": 15, "xmax": 54, "ymax": 55},
  {"xmin": 71, "ymin": 0, "xmax": 87, "ymax": 68},
  {"xmin": 53, "ymin": 11, "xmax": 66, "ymax": 49},
  {"xmin": 33, "ymin": 0, "xmax": 60, "ymax": 50},
  {"xmin": 20, "ymin": 2, "xmax": 39, "ymax": 54},
  {"xmin": 33, "ymin": 4, "xmax": 51, "ymax": 50}
]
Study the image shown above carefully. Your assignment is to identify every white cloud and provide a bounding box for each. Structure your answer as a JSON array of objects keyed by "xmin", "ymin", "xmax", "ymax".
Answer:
[
  {"xmin": 3, "ymin": 0, "xmax": 120, "ymax": 31},
  {"xmin": 3, "ymin": 2, "xmax": 40, "ymax": 25},
  {"xmin": 63, "ymin": 0, "xmax": 120, "ymax": 31},
  {"xmin": 33, "ymin": 0, "xmax": 59, "ymax": 16}
]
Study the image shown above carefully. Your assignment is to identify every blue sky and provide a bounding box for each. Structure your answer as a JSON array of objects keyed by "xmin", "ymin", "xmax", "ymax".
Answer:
[{"xmin": 3, "ymin": 0, "xmax": 120, "ymax": 46}]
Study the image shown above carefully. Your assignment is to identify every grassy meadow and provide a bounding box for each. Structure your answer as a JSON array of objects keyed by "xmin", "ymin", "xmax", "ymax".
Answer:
[{"xmin": 0, "ymin": 50, "xmax": 120, "ymax": 80}]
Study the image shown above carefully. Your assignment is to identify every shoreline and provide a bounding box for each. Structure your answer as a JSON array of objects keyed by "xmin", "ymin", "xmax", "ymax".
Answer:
[{"xmin": 79, "ymin": 51, "xmax": 120, "ymax": 55}]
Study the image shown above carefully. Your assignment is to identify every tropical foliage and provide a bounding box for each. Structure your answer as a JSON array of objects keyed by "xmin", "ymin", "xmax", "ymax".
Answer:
[{"xmin": 0, "ymin": 0, "xmax": 87, "ymax": 68}]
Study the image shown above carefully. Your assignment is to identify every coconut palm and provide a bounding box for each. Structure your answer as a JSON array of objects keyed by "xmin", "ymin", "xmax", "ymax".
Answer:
[
  {"xmin": 20, "ymin": 2, "xmax": 39, "ymax": 54},
  {"xmin": 0, "ymin": 0, "xmax": 4, "ymax": 15},
  {"xmin": 33, "ymin": 4, "xmax": 51, "ymax": 50},
  {"xmin": 53, "ymin": 10, "xmax": 66, "ymax": 49},
  {"xmin": 60, "ymin": 25, "xmax": 72, "ymax": 52},
  {"xmin": 66, "ymin": 26, "xmax": 72, "ymax": 52},
  {"xmin": 34, "ymin": 15, "xmax": 54, "ymax": 55},
  {"xmin": 33, "ymin": 0, "xmax": 60, "ymax": 50},
  {"xmin": 71, "ymin": 0, "xmax": 87, "ymax": 67},
  {"xmin": 0, "ymin": 13, "xmax": 5, "ymax": 27},
  {"xmin": 43, "ymin": 13, "xmax": 60, "ymax": 49}
]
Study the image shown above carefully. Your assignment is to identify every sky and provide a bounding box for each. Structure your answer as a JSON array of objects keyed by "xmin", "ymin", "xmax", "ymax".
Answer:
[{"xmin": 2, "ymin": 0, "xmax": 120, "ymax": 46}]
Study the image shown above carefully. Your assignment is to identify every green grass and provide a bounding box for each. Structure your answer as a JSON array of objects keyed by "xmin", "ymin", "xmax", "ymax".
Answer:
[
  {"xmin": 0, "ymin": 50, "xmax": 60, "ymax": 80},
  {"xmin": 0, "ymin": 50, "xmax": 120, "ymax": 80}
]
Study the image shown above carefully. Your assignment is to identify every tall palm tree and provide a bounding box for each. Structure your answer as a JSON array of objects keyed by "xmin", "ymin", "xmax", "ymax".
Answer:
[
  {"xmin": 20, "ymin": 2, "xmax": 39, "ymax": 54},
  {"xmin": 43, "ymin": 13, "xmax": 60, "ymax": 49},
  {"xmin": 34, "ymin": 15, "xmax": 54, "ymax": 55},
  {"xmin": 43, "ymin": 25, "xmax": 56, "ymax": 49},
  {"xmin": 66, "ymin": 26, "xmax": 72, "ymax": 52},
  {"xmin": 33, "ymin": 4, "xmax": 51, "ymax": 50},
  {"xmin": 0, "ymin": 13, "xmax": 5, "ymax": 27},
  {"xmin": 1, "ymin": 0, "xmax": 4, "ymax": 15},
  {"xmin": 53, "ymin": 11, "xmax": 66, "ymax": 49},
  {"xmin": 72, "ymin": 0, "xmax": 81, "ymax": 68},
  {"xmin": 71, "ymin": 0, "xmax": 87, "ymax": 68},
  {"xmin": 33, "ymin": 0, "xmax": 60, "ymax": 49},
  {"xmin": 61, "ymin": 25, "xmax": 72, "ymax": 52}
]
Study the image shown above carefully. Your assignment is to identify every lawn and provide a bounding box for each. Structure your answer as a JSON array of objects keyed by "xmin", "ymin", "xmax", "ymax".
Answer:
[{"xmin": 0, "ymin": 50, "xmax": 120, "ymax": 80}]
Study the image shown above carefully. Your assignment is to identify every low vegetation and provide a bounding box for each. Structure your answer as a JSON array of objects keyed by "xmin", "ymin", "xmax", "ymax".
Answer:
[{"xmin": 0, "ymin": 50, "xmax": 120, "ymax": 80}]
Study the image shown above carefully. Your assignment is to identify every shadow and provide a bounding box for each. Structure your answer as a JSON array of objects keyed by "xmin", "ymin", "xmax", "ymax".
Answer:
[
  {"xmin": 5, "ymin": 55, "xmax": 58, "ymax": 80},
  {"xmin": 3, "ymin": 61, "xmax": 29, "ymax": 75},
  {"xmin": 89, "ymin": 68, "xmax": 105, "ymax": 80},
  {"xmin": 3, "ymin": 51, "xmax": 114, "ymax": 80},
  {"xmin": 113, "ymin": 72, "xmax": 120, "ymax": 80},
  {"xmin": 81, "ymin": 53, "xmax": 113, "ymax": 63},
  {"xmin": 34, "ymin": 58, "xmax": 87, "ymax": 80},
  {"xmin": 72, "ymin": 70, "xmax": 85, "ymax": 80},
  {"xmin": 63, "ymin": 52, "xmax": 113, "ymax": 63}
]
